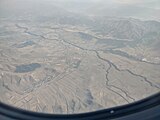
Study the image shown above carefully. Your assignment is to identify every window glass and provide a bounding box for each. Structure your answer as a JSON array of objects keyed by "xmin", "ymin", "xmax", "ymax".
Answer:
[{"xmin": 0, "ymin": 0, "xmax": 160, "ymax": 114}]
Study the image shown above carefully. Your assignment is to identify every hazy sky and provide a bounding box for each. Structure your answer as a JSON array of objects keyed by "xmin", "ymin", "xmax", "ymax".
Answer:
[
  {"xmin": 0, "ymin": 0, "xmax": 159, "ymax": 21},
  {"xmin": 53, "ymin": 0, "xmax": 160, "ymax": 9},
  {"xmin": 1, "ymin": 0, "xmax": 159, "ymax": 7}
]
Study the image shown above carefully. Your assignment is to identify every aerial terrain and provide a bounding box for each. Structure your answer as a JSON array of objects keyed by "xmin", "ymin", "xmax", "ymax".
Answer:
[{"xmin": 0, "ymin": 0, "xmax": 160, "ymax": 114}]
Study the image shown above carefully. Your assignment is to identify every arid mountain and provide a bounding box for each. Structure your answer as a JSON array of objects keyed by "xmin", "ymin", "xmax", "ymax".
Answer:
[{"xmin": 0, "ymin": 0, "xmax": 160, "ymax": 114}]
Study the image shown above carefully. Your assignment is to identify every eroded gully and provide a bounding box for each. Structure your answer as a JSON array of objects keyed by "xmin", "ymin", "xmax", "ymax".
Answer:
[{"xmin": 15, "ymin": 24, "xmax": 160, "ymax": 103}]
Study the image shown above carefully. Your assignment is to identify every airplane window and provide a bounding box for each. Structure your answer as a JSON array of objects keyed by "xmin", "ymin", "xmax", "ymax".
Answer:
[{"xmin": 0, "ymin": 0, "xmax": 160, "ymax": 114}]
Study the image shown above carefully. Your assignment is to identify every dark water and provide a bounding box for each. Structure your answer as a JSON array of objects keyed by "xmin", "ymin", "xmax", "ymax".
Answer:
[
  {"xmin": 73, "ymin": 60, "xmax": 81, "ymax": 68},
  {"xmin": 15, "ymin": 41, "xmax": 35, "ymax": 48},
  {"xmin": 15, "ymin": 63, "xmax": 41, "ymax": 73},
  {"xmin": 107, "ymin": 49, "xmax": 140, "ymax": 61},
  {"xmin": 85, "ymin": 89, "xmax": 94, "ymax": 105},
  {"xmin": 96, "ymin": 37, "xmax": 141, "ymax": 49},
  {"xmin": 96, "ymin": 38, "xmax": 129, "ymax": 48},
  {"xmin": 78, "ymin": 32, "xmax": 93, "ymax": 41}
]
